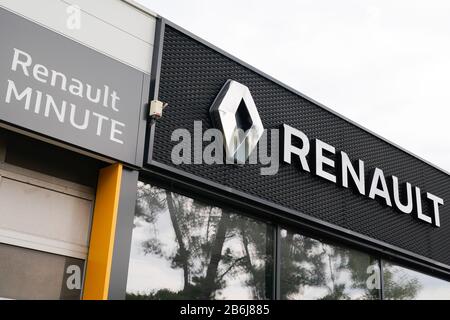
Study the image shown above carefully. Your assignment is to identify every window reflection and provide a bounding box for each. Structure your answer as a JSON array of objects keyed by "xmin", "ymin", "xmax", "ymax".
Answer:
[
  {"xmin": 383, "ymin": 261, "xmax": 450, "ymax": 300},
  {"xmin": 125, "ymin": 182, "xmax": 450, "ymax": 300},
  {"xmin": 279, "ymin": 229, "xmax": 380, "ymax": 300},
  {"xmin": 126, "ymin": 182, "xmax": 274, "ymax": 300}
]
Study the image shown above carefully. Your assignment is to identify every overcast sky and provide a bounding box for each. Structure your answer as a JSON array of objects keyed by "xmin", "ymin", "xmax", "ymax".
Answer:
[{"xmin": 137, "ymin": 0, "xmax": 450, "ymax": 173}]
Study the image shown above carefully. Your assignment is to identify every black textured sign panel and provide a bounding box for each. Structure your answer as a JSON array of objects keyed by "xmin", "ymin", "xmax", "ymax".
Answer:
[{"xmin": 151, "ymin": 24, "xmax": 450, "ymax": 268}]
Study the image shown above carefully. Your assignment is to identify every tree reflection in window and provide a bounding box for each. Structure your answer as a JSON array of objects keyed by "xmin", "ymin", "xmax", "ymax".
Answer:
[
  {"xmin": 280, "ymin": 229, "xmax": 381, "ymax": 300},
  {"xmin": 126, "ymin": 182, "xmax": 273, "ymax": 300},
  {"xmin": 382, "ymin": 262, "xmax": 450, "ymax": 300},
  {"xmin": 279, "ymin": 229, "xmax": 426, "ymax": 300},
  {"xmin": 126, "ymin": 182, "xmax": 431, "ymax": 300}
]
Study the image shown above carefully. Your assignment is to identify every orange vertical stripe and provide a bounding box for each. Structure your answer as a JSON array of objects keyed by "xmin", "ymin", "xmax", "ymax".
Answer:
[{"xmin": 82, "ymin": 163, "xmax": 122, "ymax": 300}]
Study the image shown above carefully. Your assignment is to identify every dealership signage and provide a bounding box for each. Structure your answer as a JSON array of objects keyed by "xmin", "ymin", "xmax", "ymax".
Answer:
[
  {"xmin": 209, "ymin": 79, "xmax": 264, "ymax": 164},
  {"xmin": 282, "ymin": 123, "xmax": 444, "ymax": 227},
  {"xmin": 0, "ymin": 8, "xmax": 145, "ymax": 164},
  {"xmin": 148, "ymin": 22, "xmax": 450, "ymax": 268},
  {"xmin": 205, "ymin": 79, "xmax": 444, "ymax": 227}
]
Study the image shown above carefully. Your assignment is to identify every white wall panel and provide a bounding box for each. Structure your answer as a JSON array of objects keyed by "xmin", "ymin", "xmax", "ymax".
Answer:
[
  {"xmin": 0, "ymin": 175, "xmax": 93, "ymax": 259},
  {"xmin": 0, "ymin": 0, "xmax": 156, "ymax": 73},
  {"xmin": 63, "ymin": 0, "xmax": 155, "ymax": 44}
]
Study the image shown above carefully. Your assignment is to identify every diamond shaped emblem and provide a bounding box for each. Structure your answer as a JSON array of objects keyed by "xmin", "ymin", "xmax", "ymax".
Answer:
[{"xmin": 209, "ymin": 80, "xmax": 264, "ymax": 164}]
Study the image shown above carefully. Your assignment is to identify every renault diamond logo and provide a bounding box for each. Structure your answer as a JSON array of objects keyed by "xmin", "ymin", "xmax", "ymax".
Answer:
[{"xmin": 209, "ymin": 80, "xmax": 264, "ymax": 164}]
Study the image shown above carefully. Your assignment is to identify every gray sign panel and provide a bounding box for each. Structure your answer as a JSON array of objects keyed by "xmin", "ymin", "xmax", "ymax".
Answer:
[{"xmin": 0, "ymin": 8, "xmax": 145, "ymax": 165}]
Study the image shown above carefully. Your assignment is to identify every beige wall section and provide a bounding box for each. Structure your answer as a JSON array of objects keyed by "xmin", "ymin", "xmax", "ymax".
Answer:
[
  {"xmin": 0, "ymin": 166, "xmax": 94, "ymax": 259},
  {"xmin": 0, "ymin": 0, "xmax": 156, "ymax": 73}
]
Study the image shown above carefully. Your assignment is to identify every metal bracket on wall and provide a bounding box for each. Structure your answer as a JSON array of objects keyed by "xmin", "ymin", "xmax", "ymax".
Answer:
[{"xmin": 149, "ymin": 100, "xmax": 168, "ymax": 119}]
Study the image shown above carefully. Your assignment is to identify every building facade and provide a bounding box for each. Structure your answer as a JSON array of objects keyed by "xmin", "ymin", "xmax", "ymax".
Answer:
[{"xmin": 0, "ymin": 0, "xmax": 449, "ymax": 300}]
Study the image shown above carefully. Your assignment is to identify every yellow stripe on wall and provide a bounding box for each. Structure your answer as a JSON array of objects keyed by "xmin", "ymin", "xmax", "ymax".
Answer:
[{"xmin": 83, "ymin": 163, "xmax": 123, "ymax": 300}]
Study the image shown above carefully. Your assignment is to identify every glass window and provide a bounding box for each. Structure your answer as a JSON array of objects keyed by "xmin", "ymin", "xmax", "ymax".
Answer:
[
  {"xmin": 0, "ymin": 243, "xmax": 84, "ymax": 300},
  {"xmin": 126, "ymin": 182, "xmax": 274, "ymax": 300},
  {"xmin": 382, "ymin": 261, "xmax": 450, "ymax": 300},
  {"xmin": 280, "ymin": 228, "xmax": 380, "ymax": 300},
  {"xmin": 126, "ymin": 182, "xmax": 450, "ymax": 301}
]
